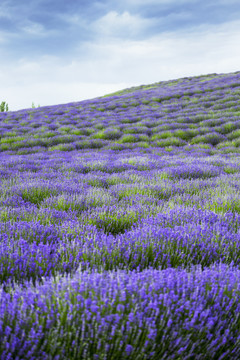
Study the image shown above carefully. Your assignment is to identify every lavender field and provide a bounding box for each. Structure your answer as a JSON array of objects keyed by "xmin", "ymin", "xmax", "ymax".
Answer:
[{"xmin": 1, "ymin": 71, "xmax": 240, "ymax": 359}]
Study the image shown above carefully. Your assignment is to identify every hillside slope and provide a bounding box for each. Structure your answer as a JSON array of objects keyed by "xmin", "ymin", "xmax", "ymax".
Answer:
[
  {"xmin": 0, "ymin": 70, "xmax": 240, "ymax": 155},
  {"xmin": 1, "ymin": 72, "xmax": 240, "ymax": 358}
]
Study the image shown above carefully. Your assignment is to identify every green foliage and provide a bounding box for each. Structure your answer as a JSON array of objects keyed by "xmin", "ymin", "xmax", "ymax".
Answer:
[
  {"xmin": 92, "ymin": 129, "xmax": 122, "ymax": 140},
  {"xmin": 3, "ymin": 131, "xmax": 16, "ymax": 137},
  {"xmin": 154, "ymin": 137, "xmax": 186, "ymax": 147},
  {"xmin": 221, "ymin": 122, "xmax": 238, "ymax": 134},
  {"xmin": 1, "ymin": 136, "xmax": 25, "ymax": 144},
  {"xmin": 216, "ymin": 141, "xmax": 235, "ymax": 149},
  {"xmin": 70, "ymin": 129, "xmax": 85, "ymax": 135},
  {"xmin": 135, "ymin": 141, "xmax": 150, "ymax": 148},
  {"xmin": 31, "ymin": 102, "xmax": 41, "ymax": 108},
  {"xmin": 42, "ymin": 194, "xmax": 88, "ymax": 213},
  {"xmin": 173, "ymin": 129, "xmax": 196, "ymax": 141},
  {"xmin": 191, "ymin": 133, "xmax": 223, "ymax": 146},
  {"xmin": 37, "ymin": 131, "xmax": 56, "ymax": 138},
  {"xmin": 85, "ymin": 207, "xmax": 143, "ymax": 236},
  {"xmin": 227, "ymin": 129, "xmax": 240, "ymax": 140},
  {"xmin": 74, "ymin": 139, "xmax": 106, "ymax": 150},
  {"xmin": 232, "ymin": 138, "xmax": 240, "ymax": 147},
  {"xmin": 58, "ymin": 126, "xmax": 73, "ymax": 134},
  {"xmin": 21, "ymin": 186, "xmax": 58, "ymax": 205},
  {"xmin": 151, "ymin": 131, "xmax": 173, "ymax": 141},
  {"xmin": 49, "ymin": 143, "xmax": 76, "ymax": 151},
  {"xmin": 195, "ymin": 143, "xmax": 213, "ymax": 149},
  {"xmin": 223, "ymin": 166, "xmax": 239, "ymax": 174},
  {"xmin": 0, "ymin": 101, "xmax": 8, "ymax": 112},
  {"xmin": 117, "ymin": 134, "xmax": 147, "ymax": 143}
]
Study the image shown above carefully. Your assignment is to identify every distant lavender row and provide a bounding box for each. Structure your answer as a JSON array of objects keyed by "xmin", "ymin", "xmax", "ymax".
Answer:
[
  {"xmin": 0, "ymin": 263, "xmax": 240, "ymax": 360},
  {"xmin": 0, "ymin": 72, "xmax": 240, "ymax": 155}
]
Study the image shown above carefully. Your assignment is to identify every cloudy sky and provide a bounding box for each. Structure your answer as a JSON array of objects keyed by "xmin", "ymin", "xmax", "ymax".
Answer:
[{"xmin": 1, "ymin": 0, "xmax": 240, "ymax": 112}]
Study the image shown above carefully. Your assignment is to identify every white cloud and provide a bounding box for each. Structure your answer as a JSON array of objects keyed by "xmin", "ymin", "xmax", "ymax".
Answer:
[
  {"xmin": 216, "ymin": 0, "xmax": 240, "ymax": 4},
  {"xmin": 20, "ymin": 21, "xmax": 48, "ymax": 36},
  {"xmin": 122, "ymin": 0, "xmax": 199, "ymax": 4},
  {"xmin": 55, "ymin": 13, "xmax": 88, "ymax": 28},
  {"xmin": 92, "ymin": 10, "xmax": 152, "ymax": 37},
  {"xmin": 0, "ymin": 7, "xmax": 12, "ymax": 19},
  {"xmin": 81, "ymin": 19, "xmax": 240, "ymax": 81},
  {"xmin": 0, "ymin": 31, "xmax": 9, "ymax": 44}
]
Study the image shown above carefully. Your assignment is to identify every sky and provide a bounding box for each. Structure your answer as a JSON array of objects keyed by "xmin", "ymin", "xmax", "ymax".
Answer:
[{"xmin": 1, "ymin": 0, "xmax": 240, "ymax": 112}]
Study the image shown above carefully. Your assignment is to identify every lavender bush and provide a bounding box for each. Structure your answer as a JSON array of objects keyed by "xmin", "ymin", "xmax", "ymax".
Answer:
[{"xmin": 1, "ymin": 71, "xmax": 240, "ymax": 359}]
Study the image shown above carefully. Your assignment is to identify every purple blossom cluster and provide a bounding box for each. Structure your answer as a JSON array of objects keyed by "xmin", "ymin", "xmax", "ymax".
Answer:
[
  {"xmin": 0, "ymin": 71, "xmax": 240, "ymax": 358},
  {"xmin": 1, "ymin": 264, "xmax": 240, "ymax": 359}
]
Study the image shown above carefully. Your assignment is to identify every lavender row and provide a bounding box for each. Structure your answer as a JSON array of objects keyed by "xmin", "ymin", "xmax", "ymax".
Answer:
[
  {"xmin": 0, "ymin": 263, "xmax": 240, "ymax": 359},
  {"xmin": 1, "ymin": 205, "xmax": 240, "ymax": 290}
]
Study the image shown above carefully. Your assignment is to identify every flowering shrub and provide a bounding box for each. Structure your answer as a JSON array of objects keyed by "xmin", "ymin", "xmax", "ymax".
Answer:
[{"xmin": 0, "ymin": 71, "xmax": 240, "ymax": 358}]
